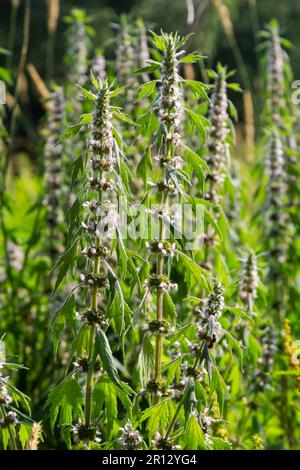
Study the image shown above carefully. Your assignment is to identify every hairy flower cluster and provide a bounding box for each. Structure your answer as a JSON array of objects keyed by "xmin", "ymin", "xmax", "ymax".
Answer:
[
  {"xmin": 266, "ymin": 134, "xmax": 289, "ymax": 276},
  {"xmin": 142, "ymin": 319, "xmax": 175, "ymax": 335},
  {"xmin": 157, "ymin": 35, "xmax": 182, "ymax": 147},
  {"xmin": 146, "ymin": 240, "xmax": 176, "ymax": 257},
  {"xmin": 205, "ymin": 68, "xmax": 230, "ymax": 205},
  {"xmin": 197, "ymin": 282, "xmax": 224, "ymax": 348},
  {"xmin": 152, "ymin": 431, "xmax": 180, "ymax": 450},
  {"xmin": 117, "ymin": 422, "xmax": 142, "ymax": 450},
  {"xmin": 144, "ymin": 274, "xmax": 177, "ymax": 292},
  {"xmin": 0, "ymin": 411, "xmax": 18, "ymax": 428},
  {"xmin": 7, "ymin": 242, "xmax": 24, "ymax": 271},
  {"xmin": 0, "ymin": 374, "xmax": 13, "ymax": 407},
  {"xmin": 240, "ymin": 252, "xmax": 259, "ymax": 311},
  {"xmin": 71, "ymin": 420, "xmax": 101, "ymax": 444},
  {"xmin": 249, "ymin": 324, "xmax": 277, "ymax": 395}
]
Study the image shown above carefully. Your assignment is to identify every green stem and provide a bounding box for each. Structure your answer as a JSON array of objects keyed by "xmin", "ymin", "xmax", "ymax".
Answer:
[
  {"xmin": 85, "ymin": 228, "xmax": 101, "ymax": 428},
  {"xmin": 154, "ymin": 199, "xmax": 165, "ymax": 403},
  {"xmin": 6, "ymin": 2, "xmax": 19, "ymax": 69},
  {"xmin": 164, "ymin": 355, "xmax": 200, "ymax": 440}
]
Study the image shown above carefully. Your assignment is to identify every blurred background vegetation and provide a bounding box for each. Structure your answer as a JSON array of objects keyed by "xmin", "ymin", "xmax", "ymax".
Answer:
[{"xmin": 0, "ymin": 0, "xmax": 299, "ymax": 155}]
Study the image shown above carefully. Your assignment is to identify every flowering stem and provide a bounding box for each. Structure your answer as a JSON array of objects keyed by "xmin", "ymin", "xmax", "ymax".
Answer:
[
  {"xmin": 85, "ymin": 188, "xmax": 102, "ymax": 428},
  {"xmin": 154, "ymin": 196, "xmax": 166, "ymax": 400},
  {"xmin": 164, "ymin": 355, "xmax": 200, "ymax": 440}
]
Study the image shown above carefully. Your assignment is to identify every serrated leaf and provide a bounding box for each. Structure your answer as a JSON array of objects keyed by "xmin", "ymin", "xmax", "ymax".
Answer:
[
  {"xmin": 46, "ymin": 377, "xmax": 84, "ymax": 431},
  {"xmin": 184, "ymin": 79, "xmax": 209, "ymax": 100},
  {"xmin": 94, "ymin": 329, "xmax": 128, "ymax": 393},
  {"xmin": 183, "ymin": 414, "xmax": 206, "ymax": 450},
  {"xmin": 138, "ymin": 333, "xmax": 155, "ymax": 387}
]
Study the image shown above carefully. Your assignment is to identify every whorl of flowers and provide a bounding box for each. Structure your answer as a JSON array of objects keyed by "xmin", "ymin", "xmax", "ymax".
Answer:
[
  {"xmin": 240, "ymin": 252, "xmax": 259, "ymax": 313},
  {"xmin": 117, "ymin": 422, "xmax": 143, "ymax": 450},
  {"xmin": 266, "ymin": 134, "xmax": 289, "ymax": 275},
  {"xmin": 205, "ymin": 66, "xmax": 230, "ymax": 205},
  {"xmin": 197, "ymin": 281, "xmax": 224, "ymax": 348},
  {"xmin": 43, "ymin": 88, "xmax": 65, "ymax": 259}
]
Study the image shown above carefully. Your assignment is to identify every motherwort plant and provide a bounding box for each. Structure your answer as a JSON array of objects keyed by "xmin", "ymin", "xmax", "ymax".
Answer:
[
  {"xmin": 202, "ymin": 64, "xmax": 238, "ymax": 266},
  {"xmin": 43, "ymin": 87, "xmax": 66, "ymax": 266},
  {"xmin": 48, "ymin": 78, "xmax": 133, "ymax": 448},
  {"xmin": 135, "ymin": 32, "xmax": 211, "ymax": 405}
]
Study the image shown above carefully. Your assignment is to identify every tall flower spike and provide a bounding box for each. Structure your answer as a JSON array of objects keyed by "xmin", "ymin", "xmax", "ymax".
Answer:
[
  {"xmin": 266, "ymin": 134, "xmax": 289, "ymax": 280},
  {"xmin": 197, "ymin": 281, "xmax": 224, "ymax": 348},
  {"xmin": 205, "ymin": 65, "xmax": 230, "ymax": 206},
  {"xmin": 65, "ymin": 9, "xmax": 90, "ymax": 86},
  {"xmin": 240, "ymin": 251, "xmax": 259, "ymax": 315},
  {"xmin": 43, "ymin": 87, "xmax": 66, "ymax": 262},
  {"xmin": 266, "ymin": 20, "xmax": 285, "ymax": 126},
  {"xmin": 50, "ymin": 78, "xmax": 132, "ymax": 447},
  {"xmin": 136, "ymin": 19, "xmax": 150, "ymax": 82},
  {"xmin": 145, "ymin": 33, "xmax": 185, "ymax": 401}
]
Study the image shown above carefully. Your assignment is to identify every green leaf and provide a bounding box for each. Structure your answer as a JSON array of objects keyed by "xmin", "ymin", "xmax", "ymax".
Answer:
[
  {"xmin": 113, "ymin": 110, "xmax": 136, "ymax": 126},
  {"xmin": 184, "ymin": 79, "xmax": 209, "ymax": 100},
  {"xmin": 180, "ymin": 53, "xmax": 206, "ymax": 63},
  {"xmin": 76, "ymin": 84, "xmax": 96, "ymax": 101},
  {"xmin": 185, "ymin": 108, "xmax": 210, "ymax": 141},
  {"xmin": 53, "ymin": 239, "xmax": 78, "ymax": 293},
  {"xmin": 176, "ymin": 251, "xmax": 211, "ymax": 291},
  {"xmin": 46, "ymin": 377, "xmax": 84, "ymax": 431},
  {"xmin": 137, "ymin": 147, "xmax": 153, "ymax": 183},
  {"xmin": 138, "ymin": 333, "xmax": 155, "ymax": 387},
  {"xmin": 181, "ymin": 143, "xmax": 208, "ymax": 187},
  {"xmin": 51, "ymin": 294, "xmax": 76, "ymax": 356},
  {"xmin": 137, "ymin": 80, "xmax": 157, "ymax": 99},
  {"xmin": 18, "ymin": 423, "xmax": 33, "ymax": 449},
  {"xmin": 163, "ymin": 291, "xmax": 176, "ymax": 320},
  {"xmin": 210, "ymin": 436, "xmax": 232, "ymax": 450},
  {"xmin": 183, "ymin": 414, "xmax": 206, "ymax": 450},
  {"xmin": 92, "ymin": 376, "xmax": 117, "ymax": 439},
  {"xmin": 94, "ymin": 329, "xmax": 128, "ymax": 393},
  {"xmin": 141, "ymin": 400, "xmax": 174, "ymax": 437},
  {"xmin": 58, "ymin": 124, "xmax": 83, "ymax": 143},
  {"xmin": 227, "ymin": 83, "xmax": 243, "ymax": 92},
  {"xmin": 164, "ymin": 357, "xmax": 181, "ymax": 387},
  {"xmin": 211, "ymin": 366, "xmax": 228, "ymax": 413},
  {"xmin": 223, "ymin": 330, "xmax": 244, "ymax": 367},
  {"xmin": 204, "ymin": 208, "xmax": 223, "ymax": 240},
  {"xmin": 109, "ymin": 85, "xmax": 128, "ymax": 97}
]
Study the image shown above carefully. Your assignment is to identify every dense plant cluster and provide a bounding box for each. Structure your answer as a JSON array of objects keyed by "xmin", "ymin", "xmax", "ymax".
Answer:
[{"xmin": 0, "ymin": 6, "xmax": 300, "ymax": 451}]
